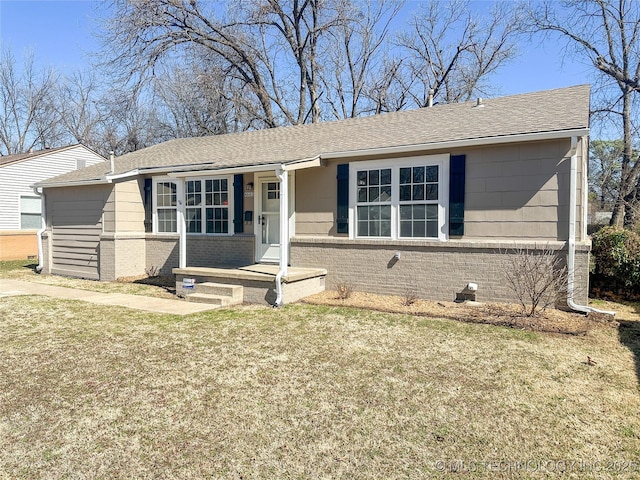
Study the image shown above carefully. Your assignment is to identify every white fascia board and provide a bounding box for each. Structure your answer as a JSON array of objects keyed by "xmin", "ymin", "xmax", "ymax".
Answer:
[
  {"xmin": 320, "ymin": 128, "xmax": 590, "ymax": 160},
  {"xmin": 283, "ymin": 156, "xmax": 323, "ymax": 171},
  {"xmin": 106, "ymin": 169, "xmax": 140, "ymax": 182}
]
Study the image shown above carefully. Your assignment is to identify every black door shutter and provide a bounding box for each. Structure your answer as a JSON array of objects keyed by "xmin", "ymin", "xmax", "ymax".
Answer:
[
  {"xmin": 336, "ymin": 164, "xmax": 349, "ymax": 234},
  {"xmin": 233, "ymin": 174, "xmax": 244, "ymax": 233},
  {"xmin": 449, "ymin": 155, "xmax": 466, "ymax": 236},
  {"xmin": 143, "ymin": 178, "xmax": 152, "ymax": 233}
]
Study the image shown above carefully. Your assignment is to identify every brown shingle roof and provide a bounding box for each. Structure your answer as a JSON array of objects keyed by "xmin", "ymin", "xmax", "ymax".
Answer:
[{"xmin": 37, "ymin": 85, "xmax": 590, "ymax": 187}]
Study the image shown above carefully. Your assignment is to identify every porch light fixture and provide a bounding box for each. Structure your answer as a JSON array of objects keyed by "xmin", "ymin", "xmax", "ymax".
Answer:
[{"xmin": 246, "ymin": 182, "xmax": 254, "ymax": 191}]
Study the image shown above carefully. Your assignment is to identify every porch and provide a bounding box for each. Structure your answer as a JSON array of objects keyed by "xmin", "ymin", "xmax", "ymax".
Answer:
[{"xmin": 173, "ymin": 264, "xmax": 326, "ymax": 306}]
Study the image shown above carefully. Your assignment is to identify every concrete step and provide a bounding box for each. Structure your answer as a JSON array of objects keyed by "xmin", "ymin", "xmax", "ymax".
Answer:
[
  {"xmin": 185, "ymin": 293, "xmax": 241, "ymax": 306},
  {"xmin": 195, "ymin": 282, "xmax": 243, "ymax": 301}
]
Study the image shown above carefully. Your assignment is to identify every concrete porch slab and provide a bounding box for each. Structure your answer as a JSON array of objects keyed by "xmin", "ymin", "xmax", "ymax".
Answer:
[
  {"xmin": 173, "ymin": 264, "xmax": 327, "ymax": 305},
  {"xmin": 173, "ymin": 265, "xmax": 327, "ymax": 283}
]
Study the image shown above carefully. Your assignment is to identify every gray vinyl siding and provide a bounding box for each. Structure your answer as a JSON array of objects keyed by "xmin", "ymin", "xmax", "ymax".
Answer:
[
  {"xmin": 0, "ymin": 146, "xmax": 104, "ymax": 230},
  {"xmin": 48, "ymin": 185, "xmax": 111, "ymax": 280}
]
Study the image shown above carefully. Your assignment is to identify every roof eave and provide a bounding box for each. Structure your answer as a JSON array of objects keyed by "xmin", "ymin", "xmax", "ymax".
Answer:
[
  {"xmin": 34, "ymin": 127, "xmax": 589, "ymax": 188},
  {"xmin": 320, "ymin": 128, "xmax": 590, "ymax": 161},
  {"xmin": 34, "ymin": 178, "xmax": 110, "ymax": 189}
]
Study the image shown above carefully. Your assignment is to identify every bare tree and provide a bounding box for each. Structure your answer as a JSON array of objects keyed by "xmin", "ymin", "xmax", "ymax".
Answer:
[
  {"xmin": 320, "ymin": 0, "xmax": 404, "ymax": 119},
  {"xmin": 57, "ymin": 71, "xmax": 103, "ymax": 149},
  {"xmin": 97, "ymin": 87, "xmax": 164, "ymax": 156},
  {"xmin": 525, "ymin": 0, "xmax": 640, "ymax": 228},
  {"xmin": 589, "ymin": 139, "xmax": 625, "ymax": 209},
  {"xmin": 101, "ymin": 0, "xmax": 348, "ymax": 127},
  {"xmin": 0, "ymin": 47, "xmax": 62, "ymax": 155},
  {"xmin": 396, "ymin": 0, "xmax": 519, "ymax": 107}
]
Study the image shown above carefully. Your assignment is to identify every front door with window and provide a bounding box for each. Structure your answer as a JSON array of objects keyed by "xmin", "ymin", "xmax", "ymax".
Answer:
[{"xmin": 256, "ymin": 178, "xmax": 280, "ymax": 262}]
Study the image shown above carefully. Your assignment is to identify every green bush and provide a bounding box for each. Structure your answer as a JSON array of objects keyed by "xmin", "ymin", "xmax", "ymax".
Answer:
[{"xmin": 591, "ymin": 226, "xmax": 640, "ymax": 296}]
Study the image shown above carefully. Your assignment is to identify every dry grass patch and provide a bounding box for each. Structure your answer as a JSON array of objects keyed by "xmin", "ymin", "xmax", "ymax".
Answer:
[
  {"xmin": 1, "ymin": 296, "xmax": 639, "ymax": 478},
  {"xmin": 0, "ymin": 259, "xmax": 175, "ymax": 298}
]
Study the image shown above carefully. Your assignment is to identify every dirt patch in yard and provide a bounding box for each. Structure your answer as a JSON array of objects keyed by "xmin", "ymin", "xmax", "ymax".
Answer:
[{"xmin": 304, "ymin": 290, "xmax": 617, "ymax": 335}]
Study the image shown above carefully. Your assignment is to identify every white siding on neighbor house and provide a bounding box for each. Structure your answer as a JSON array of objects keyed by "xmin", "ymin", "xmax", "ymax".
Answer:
[{"xmin": 0, "ymin": 146, "xmax": 104, "ymax": 230}]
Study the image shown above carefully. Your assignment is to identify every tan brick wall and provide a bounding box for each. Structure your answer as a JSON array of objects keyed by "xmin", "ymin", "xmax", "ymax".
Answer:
[
  {"xmin": 146, "ymin": 235, "xmax": 180, "ymax": 276},
  {"xmin": 99, "ymin": 233, "xmax": 146, "ymax": 280},
  {"xmin": 99, "ymin": 235, "xmax": 115, "ymax": 281},
  {"xmin": 0, "ymin": 231, "xmax": 38, "ymax": 260},
  {"xmin": 41, "ymin": 231, "xmax": 51, "ymax": 274},
  {"xmin": 291, "ymin": 237, "xmax": 590, "ymax": 305},
  {"xmin": 186, "ymin": 235, "xmax": 254, "ymax": 267},
  {"xmin": 145, "ymin": 234, "xmax": 255, "ymax": 276}
]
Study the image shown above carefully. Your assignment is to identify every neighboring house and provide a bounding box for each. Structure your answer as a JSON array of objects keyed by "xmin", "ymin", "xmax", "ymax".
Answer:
[
  {"xmin": 0, "ymin": 145, "xmax": 105, "ymax": 261},
  {"xmin": 35, "ymin": 86, "xmax": 593, "ymax": 308}
]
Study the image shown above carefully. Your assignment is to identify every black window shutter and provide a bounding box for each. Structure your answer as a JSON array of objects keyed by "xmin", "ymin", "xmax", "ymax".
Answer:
[
  {"xmin": 233, "ymin": 174, "xmax": 244, "ymax": 233},
  {"xmin": 449, "ymin": 155, "xmax": 466, "ymax": 236},
  {"xmin": 336, "ymin": 164, "xmax": 349, "ymax": 234},
  {"xmin": 143, "ymin": 178, "xmax": 152, "ymax": 233}
]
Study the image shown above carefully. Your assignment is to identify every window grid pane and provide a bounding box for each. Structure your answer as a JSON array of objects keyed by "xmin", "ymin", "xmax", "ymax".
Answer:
[
  {"xmin": 356, "ymin": 168, "xmax": 392, "ymax": 238},
  {"xmin": 156, "ymin": 181, "xmax": 178, "ymax": 233},
  {"xmin": 157, "ymin": 209, "xmax": 177, "ymax": 233},
  {"xmin": 21, "ymin": 213, "xmax": 41, "ymax": 229},
  {"xmin": 398, "ymin": 161, "xmax": 440, "ymax": 238}
]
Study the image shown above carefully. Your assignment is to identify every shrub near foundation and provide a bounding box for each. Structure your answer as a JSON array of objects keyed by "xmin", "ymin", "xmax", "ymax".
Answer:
[{"xmin": 591, "ymin": 226, "xmax": 640, "ymax": 299}]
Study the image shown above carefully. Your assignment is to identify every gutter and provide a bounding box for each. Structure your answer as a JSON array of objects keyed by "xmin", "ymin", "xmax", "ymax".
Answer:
[
  {"xmin": 32, "ymin": 186, "xmax": 45, "ymax": 273},
  {"xmin": 274, "ymin": 166, "xmax": 289, "ymax": 307},
  {"xmin": 567, "ymin": 136, "xmax": 615, "ymax": 316}
]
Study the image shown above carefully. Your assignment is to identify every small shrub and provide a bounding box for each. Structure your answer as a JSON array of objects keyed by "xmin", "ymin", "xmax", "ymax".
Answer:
[
  {"xmin": 501, "ymin": 246, "xmax": 568, "ymax": 317},
  {"xmin": 335, "ymin": 281, "xmax": 353, "ymax": 300},
  {"xmin": 591, "ymin": 226, "xmax": 640, "ymax": 297},
  {"xmin": 145, "ymin": 265, "xmax": 160, "ymax": 278},
  {"xmin": 401, "ymin": 287, "xmax": 419, "ymax": 306}
]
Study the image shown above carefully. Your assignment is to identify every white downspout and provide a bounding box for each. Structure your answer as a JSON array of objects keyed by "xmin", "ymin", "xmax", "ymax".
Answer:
[
  {"xmin": 274, "ymin": 166, "xmax": 289, "ymax": 307},
  {"xmin": 567, "ymin": 136, "xmax": 615, "ymax": 316},
  {"xmin": 33, "ymin": 186, "xmax": 45, "ymax": 273}
]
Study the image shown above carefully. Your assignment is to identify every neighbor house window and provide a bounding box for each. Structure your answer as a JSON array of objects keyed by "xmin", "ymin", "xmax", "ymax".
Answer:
[
  {"xmin": 20, "ymin": 195, "xmax": 41, "ymax": 229},
  {"xmin": 155, "ymin": 181, "xmax": 178, "ymax": 233},
  {"xmin": 350, "ymin": 155, "xmax": 449, "ymax": 240},
  {"xmin": 185, "ymin": 177, "xmax": 231, "ymax": 234}
]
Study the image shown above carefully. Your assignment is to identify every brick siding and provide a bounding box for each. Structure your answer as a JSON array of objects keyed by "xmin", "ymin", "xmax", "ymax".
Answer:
[{"xmin": 291, "ymin": 237, "xmax": 590, "ymax": 305}]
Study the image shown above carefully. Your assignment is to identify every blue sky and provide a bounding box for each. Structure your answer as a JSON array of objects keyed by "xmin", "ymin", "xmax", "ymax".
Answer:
[{"xmin": 1, "ymin": 0, "xmax": 594, "ymax": 96}]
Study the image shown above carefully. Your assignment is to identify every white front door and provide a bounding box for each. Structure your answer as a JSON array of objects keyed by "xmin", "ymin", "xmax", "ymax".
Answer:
[{"xmin": 256, "ymin": 178, "xmax": 280, "ymax": 262}]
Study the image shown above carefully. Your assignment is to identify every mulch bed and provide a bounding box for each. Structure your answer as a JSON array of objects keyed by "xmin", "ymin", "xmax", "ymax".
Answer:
[{"xmin": 303, "ymin": 290, "xmax": 618, "ymax": 335}]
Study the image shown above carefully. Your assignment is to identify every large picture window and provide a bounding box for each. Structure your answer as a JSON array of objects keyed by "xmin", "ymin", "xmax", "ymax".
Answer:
[
  {"xmin": 350, "ymin": 155, "xmax": 449, "ymax": 240},
  {"xmin": 186, "ymin": 177, "xmax": 231, "ymax": 234}
]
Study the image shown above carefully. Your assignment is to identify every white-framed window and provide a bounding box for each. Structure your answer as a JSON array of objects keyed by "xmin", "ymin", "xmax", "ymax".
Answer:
[
  {"xmin": 356, "ymin": 167, "xmax": 392, "ymax": 237},
  {"xmin": 20, "ymin": 195, "xmax": 41, "ymax": 230},
  {"xmin": 185, "ymin": 176, "xmax": 233, "ymax": 235},
  {"xmin": 349, "ymin": 154, "xmax": 449, "ymax": 240},
  {"xmin": 153, "ymin": 178, "xmax": 179, "ymax": 233}
]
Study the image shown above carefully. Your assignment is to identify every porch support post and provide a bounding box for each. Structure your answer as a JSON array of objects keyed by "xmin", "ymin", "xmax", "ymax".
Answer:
[
  {"xmin": 177, "ymin": 179, "xmax": 186, "ymax": 269},
  {"xmin": 277, "ymin": 167, "xmax": 289, "ymax": 277},
  {"xmin": 273, "ymin": 166, "xmax": 289, "ymax": 307}
]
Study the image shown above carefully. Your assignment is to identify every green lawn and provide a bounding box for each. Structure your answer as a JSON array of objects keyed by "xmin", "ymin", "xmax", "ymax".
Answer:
[{"xmin": 1, "ymin": 285, "xmax": 639, "ymax": 478}]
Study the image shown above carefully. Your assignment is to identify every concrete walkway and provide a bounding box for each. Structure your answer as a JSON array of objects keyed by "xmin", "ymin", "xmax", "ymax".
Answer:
[{"xmin": 0, "ymin": 279, "xmax": 221, "ymax": 315}]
